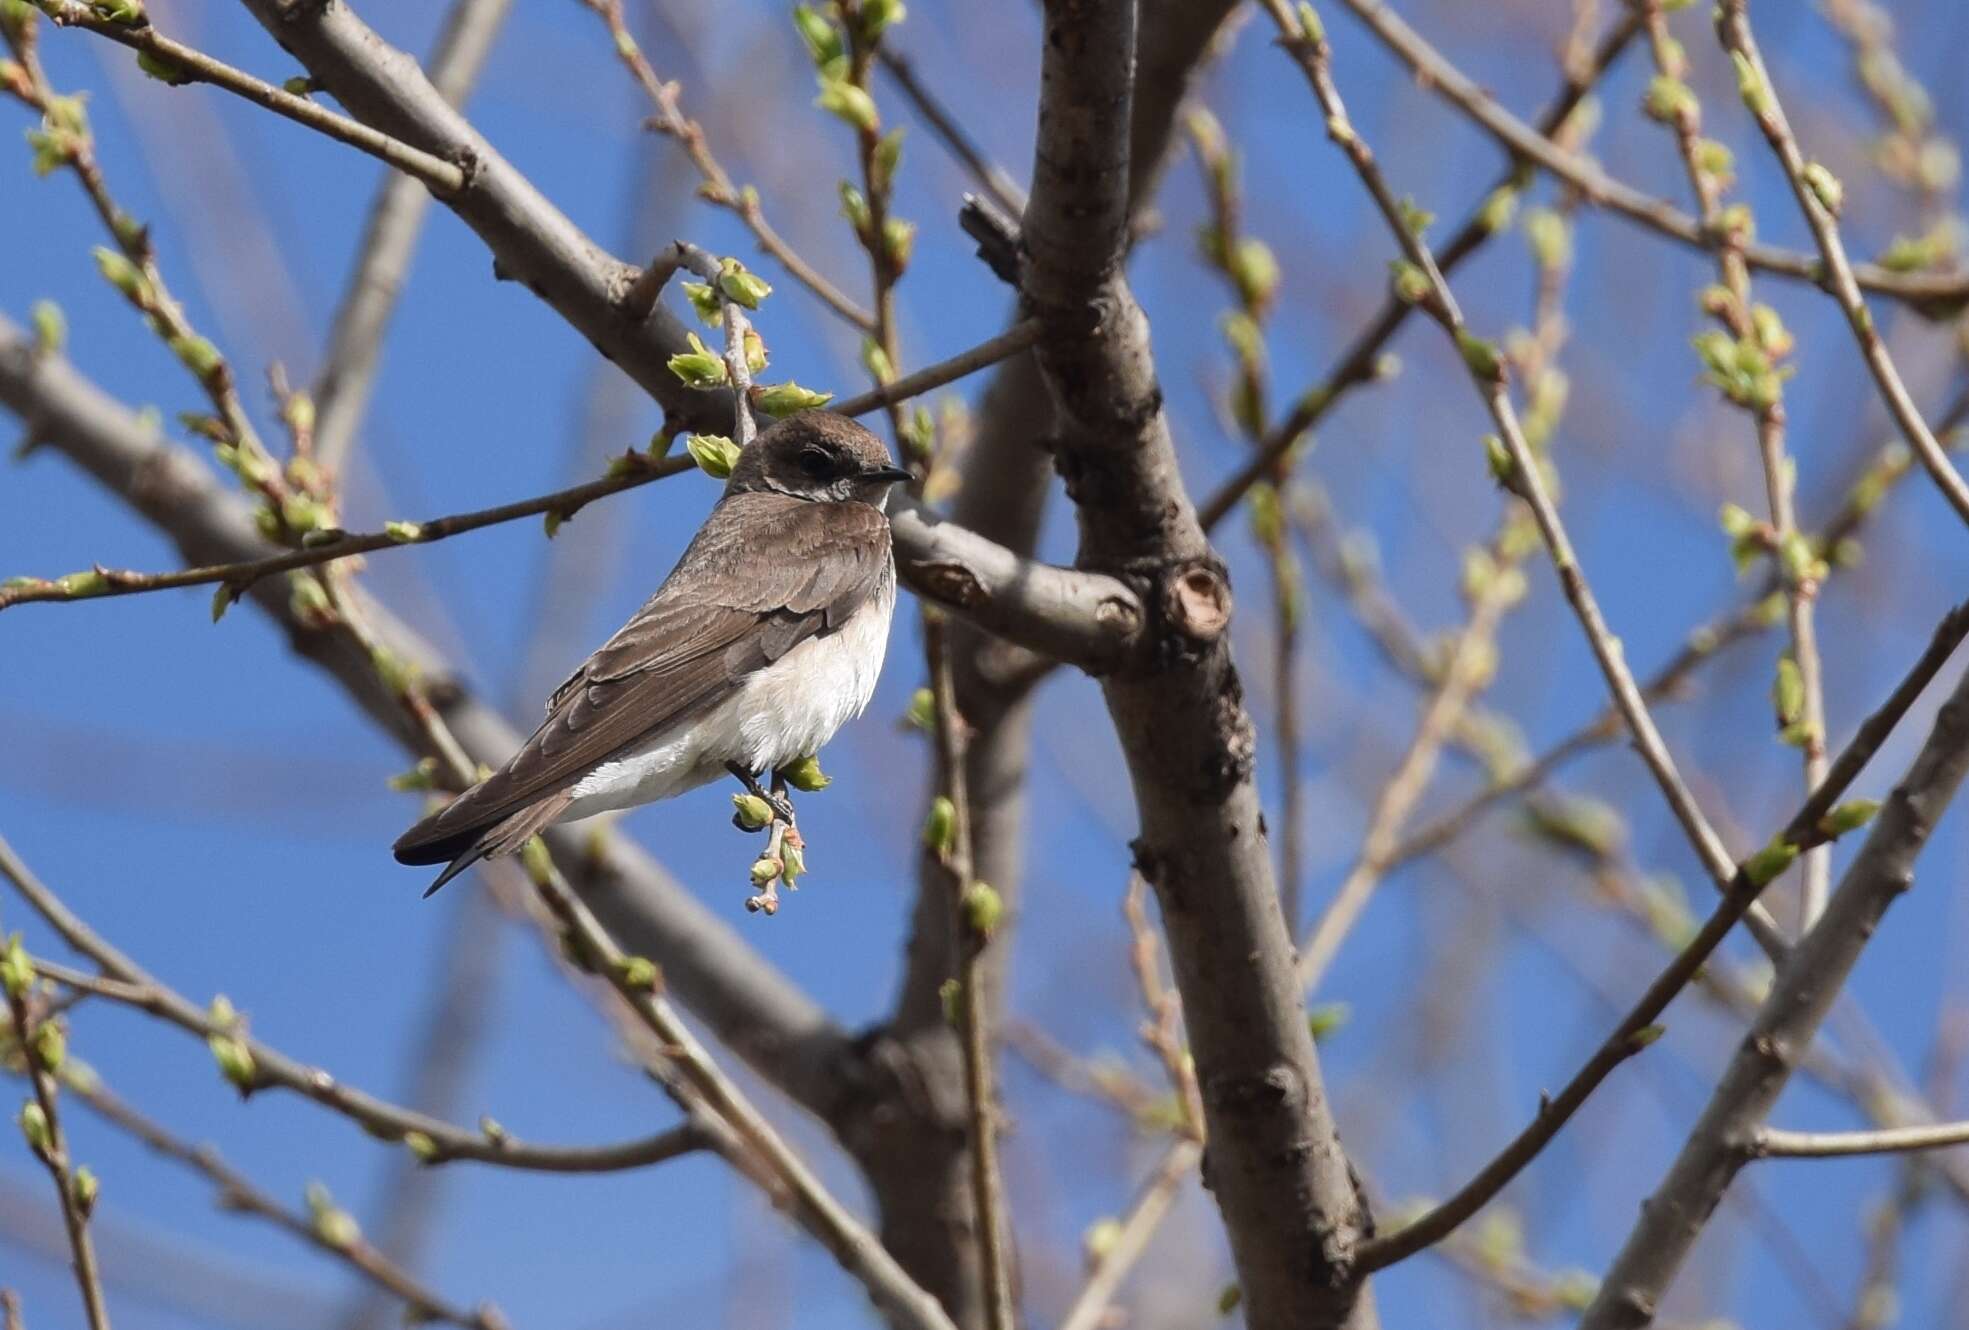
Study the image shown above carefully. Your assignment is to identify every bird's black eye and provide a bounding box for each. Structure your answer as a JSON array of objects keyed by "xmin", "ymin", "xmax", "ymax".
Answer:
[{"xmin": 798, "ymin": 446, "xmax": 834, "ymax": 478}]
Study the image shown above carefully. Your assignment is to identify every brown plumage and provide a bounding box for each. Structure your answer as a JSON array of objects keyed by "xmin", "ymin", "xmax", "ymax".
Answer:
[{"xmin": 394, "ymin": 413, "xmax": 910, "ymax": 893}]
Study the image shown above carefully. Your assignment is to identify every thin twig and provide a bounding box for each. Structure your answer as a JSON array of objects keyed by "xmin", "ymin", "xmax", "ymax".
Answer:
[
  {"xmin": 1262, "ymin": 0, "xmax": 1784, "ymax": 956},
  {"xmin": 575, "ymin": 0, "xmax": 873, "ymax": 330},
  {"xmin": 1751, "ymin": 1121, "xmax": 1969, "ymax": 1159},
  {"xmin": 923, "ymin": 610, "xmax": 1016, "ymax": 1330},
  {"xmin": 1578, "ymin": 628, "xmax": 1969, "ymax": 1330},
  {"xmin": 3, "ymin": 967, "xmax": 110, "ymax": 1330},
  {"xmin": 1297, "ymin": 541, "xmax": 1519, "ymax": 990},
  {"xmin": 313, "ymin": 0, "xmax": 514, "ymax": 474},
  {"xmin": 876, "ymin": 46, "xmax": 1027, "ymax": 219},
  {"xmin": 0, "ymin": 320, "xmax": 1043, "ymax": 611},
  {"xmin": 0, "ymin": 861, "xmax": 719, "ymax": 1174},
  {"xmin": 1715, "ymin": 1, "xmax": 1969, "ymax": 528},
  {"xmin": 64, "ymin": 1078, "xmax": 509, "ymax": 1330},
  {"xmin": 1332, "ymin": 0, "xmax": 1969, "ymax": 308},
  {"xmin": 1358, "ymin": 599, "xmax": 1969, "ymax": 1271},
  {"xmin": 1195, "ymin": 6, "xmax": 1646, "ymax": 531},
  {"xmin": 1638, "ymin": 0, "xmax": 1830, "ymax": 928},
  {"xmin": 2, "ymin": 13, "xmax": 289, "ymax": 514},
  {"xmin": 831, "ymin": 319, "xmax": 1041, "ymax": 418},
  {"xmin": 1054, "ymin": 1138, "xmax": 1203, "ymax": 1330},
  {"xmin": 34, "ymin": 4, "xmax": 465, "ymax": 193}
]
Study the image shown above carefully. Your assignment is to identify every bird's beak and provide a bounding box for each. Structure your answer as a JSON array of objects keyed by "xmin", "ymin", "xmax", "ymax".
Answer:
[{"xmin": 867, "ymin": 464, "xmax": 914, "ymax": 484}]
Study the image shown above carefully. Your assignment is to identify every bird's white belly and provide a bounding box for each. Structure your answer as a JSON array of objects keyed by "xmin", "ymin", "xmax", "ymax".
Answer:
[{"xmin": 559, "ymin": 573, "xmax": 895, "ymax": 823}]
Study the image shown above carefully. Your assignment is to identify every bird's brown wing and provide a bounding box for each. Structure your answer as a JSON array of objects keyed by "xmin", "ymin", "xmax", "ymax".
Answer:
[{"xmin": 394, "ymin": 493, "xmax": 891, "ymax": 867}]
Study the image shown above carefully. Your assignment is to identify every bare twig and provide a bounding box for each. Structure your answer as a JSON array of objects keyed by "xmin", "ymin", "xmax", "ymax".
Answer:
[
  {"xmin": 1261, "ymin": 0, "xmax": 1784, "ymax": 957},
  {"xmin": 876, "ymin": 46, "xmax": 1026, "ymax": 219},
  {"xmin": 576, "ymin": 0, "xmax": 873, "ymax": 330},
  {"xmin": 1331, "ymin": 0, "xmax": 1969, "ymax": 308},
  {"xmin": 313, "ymin": 0, "xmax": 514, "ymax": 474},
  {"xmin": 1196, "ymin": 7, "xmax": 1645, "ymax": 530},
  {"xmin": 924, "ymin": 613, "xmax": 1016, "ymax": 1330},
  {"xmin": 3, "ymin": 953, "xmax": 110, "ymax": 1330},
  {"xmin": 1055, "ymin": 1138, "xmax": 1203, "ymax": 1330},
  {"xmin": 1637, "ymin": 0, "xmax": 1830, "ymax": 927},
  {"xmin": 32, "ymin": 4, "xmax": 464, "ymax": 193},
  {"xmin": 7, "ymin": 946, "xmax": 719, "ymax": 1176},
  {"xmin": 1751, "ymin": 1121, "xmax": 1969, "ymax": 1159},
  {"xmin": 831, "ymin": 320, "xmax": 1041, "ymax": 419},
  {"xmin": 1297, "ymin": 548, "xmax": 1519, "ymax": 989},
  {"xmin": 65, "ymin": 1078, "xmax": 509, "ymax": 1330},
  {"xmin": 0, "ymin": 453, "xmax": 692, "ymax": 610},
  {"xmin": 1715, "ymin": 1, "xmax": 1969, "ymax": 528},
  {"xmin": 1358, "ymin": 599, "xmax": 1969, "ymax": 1272},
  {"xmin": 1578, "ymin": 629, "xmax": 1969, "ymax": 1329}
]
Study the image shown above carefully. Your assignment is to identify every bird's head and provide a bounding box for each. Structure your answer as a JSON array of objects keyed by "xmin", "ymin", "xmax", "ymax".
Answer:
[{"xmin": 726, "ymin": 413, "xmax": 913, "ymax": 508}]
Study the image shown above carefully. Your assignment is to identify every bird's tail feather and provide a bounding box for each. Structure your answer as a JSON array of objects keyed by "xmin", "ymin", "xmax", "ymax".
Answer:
[{"xmin": 398, "ymin": 791, "xmax": 575, "ymax": 897}]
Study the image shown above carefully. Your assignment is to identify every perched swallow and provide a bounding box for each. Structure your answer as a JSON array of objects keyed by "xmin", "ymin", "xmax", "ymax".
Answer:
[{"xmin": 394, "ymin": 412, "xmax": 911, "ymax": 894}]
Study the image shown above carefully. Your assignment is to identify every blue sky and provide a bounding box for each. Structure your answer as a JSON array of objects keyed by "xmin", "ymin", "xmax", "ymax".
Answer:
[{"xmin": 5, "ymin": 0, "xmax": 1969, "ymax": 1326}]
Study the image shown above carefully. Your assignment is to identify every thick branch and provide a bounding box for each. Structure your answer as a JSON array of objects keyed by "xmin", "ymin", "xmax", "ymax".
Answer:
[
  {"xmin": 223, "ymin": 0, "xmax": 722, "ymax": 431},
  {"xmin": 1023, "ymin": 3, "xmax": 1373, "ymax": 1327}
]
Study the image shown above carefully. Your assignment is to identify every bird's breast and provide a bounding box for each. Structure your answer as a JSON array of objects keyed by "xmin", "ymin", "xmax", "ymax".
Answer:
[{"xmin": 731, "ymin": 565, "xmax": 896, "ymax": 772}]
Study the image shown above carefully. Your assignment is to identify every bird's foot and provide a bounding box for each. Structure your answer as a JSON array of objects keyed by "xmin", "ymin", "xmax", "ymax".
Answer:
[{"xmin": 726, "ymin": 762, "xmax": 797, "ymax": 826}]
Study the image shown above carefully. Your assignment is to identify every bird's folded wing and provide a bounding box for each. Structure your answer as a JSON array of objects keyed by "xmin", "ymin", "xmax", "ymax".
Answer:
[{"xmin": 395, "ymin": 494, "xmax": 890, "ymax": 860}]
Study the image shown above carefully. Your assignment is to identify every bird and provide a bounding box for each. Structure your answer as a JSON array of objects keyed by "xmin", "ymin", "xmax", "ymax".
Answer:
[{"xmin": 394, "ymin": 412, "xmax": 912, "ymax": 895}]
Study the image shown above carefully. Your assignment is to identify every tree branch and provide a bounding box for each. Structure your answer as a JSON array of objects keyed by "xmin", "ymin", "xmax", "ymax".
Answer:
[
  {"xmin": 0, "ymin": 312, "xmax": 860, "ymax": 1127},
  {"xmin": 1578, "ymin": 627, "xmax": 1969, "ymax": 1329},
  {"xmin": 313, "ymin": 0, "xmax": 514, "ymax": 475},
  {"xmin": 1332, "ymin": 0, "xmax": 1969, "ymax": 309},
  {"xmin": 1714, "ymin": 0, "xmax": 1969, "ymax": 527},
  {"xmin": 1022, "ymin": 2, "xmax": 1374, "ymax": 1326},
  {"xmin": 1359, "ymin": 599, "xmax": 1969, "ymax": 1273},
  {"xmin": 1751, "ymin": 1120, "xmax": 1969, "ymax": 1160},
  {"xmin": 35, "ymin": 4, "xmax": 465, "ymax": 192},
  {"xmin": 65, "ymin": 1077, "xmax": 510, "ymax": 1330},
  {"xmin": 2, "ymin": 877, "xmax": 725, "ymax": 1176}
]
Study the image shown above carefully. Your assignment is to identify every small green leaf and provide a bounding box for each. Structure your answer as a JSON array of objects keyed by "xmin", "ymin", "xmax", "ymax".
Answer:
[
  {"xmin": 716, "ymin": 257, "xmax": 772, "ymax": 309},
  {"xmin": 1742, "ymin": 836, "xmax": 1800, "ymax": 889},
  {"xmin": 815, "ymin": 77, "xmax": 879, "ymax": 133},
  {"xmin": 782, "ymin": 754, "xmax": 830, "ymax": 792},
  {"xmin": 755, "ymin": 381, "xmax": 835, "ymax": 419},
  {"xmin": 903, "ymin": 687, "xmax": 935, "ymax": 731},
  {"xmin": 1773, "ymin": 655, "xmax": 1804, "ymax": 727},
  {"xmin": 961, "ymin": 881, "xmax": 1003, "ymax": 937},
  {"xmin": 731, "ymin": 793, "xmax": 774, "ymax": 831},
  {"xmin": 1802, "ymin": 161, "xmax": 1844, "ymax": 216},
  {"xmin": 686, "ymin": 433, "xmax": 741, "ymax": 480},
  {"xmin": 384, "ymin": 519, "xmax": 423, "ymax": 544},
  {"xmin": 136, "ymin": 48, "xmax": 192, "ymax": 85},
  {"xmin": 791, "ymin": 5, "xmax": 843, "ymax": 68},
  {"xmin": 1455, "ymin": 329, "xmax": 1503, "ymax": 381},
  {"xmin": 1306, "ymin": 1001, "xmax": 1351, "ymax": 1042},
  {"xmin": 29, "ymin": 299, "xmax": 64, "ymax": 356},
  {"xmin": 0, "ymin": 934, "xmax": 33, "ymax": 998},
  {"xmin": 18, "ymin": 1101, "xmax": 51, "ymax": 1155},
  {"xmin": 923, "ymin": 795, "xmax": 956, "ymax": 855},
  {"xmin": 614, "ymin": 955, "xmax": 661, "ymax": 990},
  {"xmin": 1817, "ymin": 799, "xmax": 1881, "ymax": 839},
  {"xmin": 667, "ymin": 332, "xmax": 728, "ymax": 388}
]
